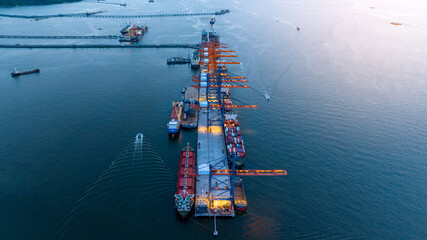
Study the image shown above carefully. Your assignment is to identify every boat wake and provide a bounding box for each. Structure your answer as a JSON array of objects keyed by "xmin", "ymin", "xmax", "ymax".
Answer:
[{"xmin": 58, "ymin": 133, "xmax": 175, "ymax": 239}]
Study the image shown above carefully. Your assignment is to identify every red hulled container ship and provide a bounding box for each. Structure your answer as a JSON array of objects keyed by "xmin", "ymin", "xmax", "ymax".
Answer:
[{"xmin": 174, "ymin": 143, "xmax": 196, "ymax": 217}]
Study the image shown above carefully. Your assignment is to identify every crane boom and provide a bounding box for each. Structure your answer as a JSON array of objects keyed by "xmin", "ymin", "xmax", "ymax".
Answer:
[{"xmin": 184, "ymin": 169, "xmax": 287, "ymax": 176}]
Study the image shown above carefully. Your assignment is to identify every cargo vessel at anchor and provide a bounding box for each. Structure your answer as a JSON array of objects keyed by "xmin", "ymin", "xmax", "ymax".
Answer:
[
  {"xmin": 167, "ymin": 102, "xmax": 182, "ymax": 136},
  {"xmin": 11, "ymin": 67, "xmax": 40, "ymax": 77},
  {"xmin": 119, "ymin": 24, "xmax": 148, "ymax": 42},
  {"xmin": 233, "ymin": 178, "xmax": 247, "ymax": 212},
  {"xmin": 175, "ymin": 143, "xmax": 196, "ymax": 217}
]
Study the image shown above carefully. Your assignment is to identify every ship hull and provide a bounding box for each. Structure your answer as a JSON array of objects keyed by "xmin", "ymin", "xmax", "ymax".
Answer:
[
  {"xmin": 11, "ymin": 68, "xmax": 40, "ymax": 77},
  {"xmin": 177, "ymin": 209, "xmax": 190, "ymax": 217},
  {"xmin": 168, "ymin": 127, "xmax": 179, "ymax": 134},
  {"xmin": 235, "ymin": 205, "xmax": 247, "ymax": 212}
]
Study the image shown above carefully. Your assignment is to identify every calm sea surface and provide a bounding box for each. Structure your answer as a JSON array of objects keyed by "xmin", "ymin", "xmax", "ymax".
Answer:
[{"xmin": 0, "ymin": 0, "xmax": 426, "ymax": 239}]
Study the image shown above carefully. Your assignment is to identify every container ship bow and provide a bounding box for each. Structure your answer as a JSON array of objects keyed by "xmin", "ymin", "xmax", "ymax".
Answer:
[{"xmin": 175, "ymin": 143, "xmax": 196, "ymax": 217}]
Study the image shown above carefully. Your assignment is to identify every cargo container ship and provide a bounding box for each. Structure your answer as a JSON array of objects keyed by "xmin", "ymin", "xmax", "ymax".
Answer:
[
  {"xmin": 119, "ymin": 24, "xmax": 148, "ymax": 42},
  {"xmin": 11, "ymin": 68, "xmax": 40, "ymax": 77},
  {"xmin": 175, "ymin": 143, "xmax": 196, "ymax": 217},
  {"xmin": 224, "ymin": 114, "xmax": 246, "ymax": 166},
  {"xmin": 167, "ymin": 102, "xmax": 182, "ymax": 136}
]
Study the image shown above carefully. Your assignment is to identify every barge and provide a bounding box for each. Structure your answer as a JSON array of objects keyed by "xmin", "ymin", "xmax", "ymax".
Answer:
[{"xmin": 11, "ymin": 68, "xmax": 40, "ymax": 77}]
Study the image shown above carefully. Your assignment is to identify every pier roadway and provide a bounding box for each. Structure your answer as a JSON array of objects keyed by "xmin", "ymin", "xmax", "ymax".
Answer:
[
  {"xmin": 0, "ymin": 9, "xmax": 230, "ymax": 19},
  {"xmin": 0, "ymin": 35, "xmax": 119, "ymax": 39},
  {"xmin": 0, "ymin": 44, "xmax": 199, "ymax": 49}
]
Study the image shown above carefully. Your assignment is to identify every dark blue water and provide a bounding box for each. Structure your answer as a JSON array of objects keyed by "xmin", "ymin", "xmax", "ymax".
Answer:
[{"xmin": 0, "ymin": 0, "xmax": 426, "ymax": 239}]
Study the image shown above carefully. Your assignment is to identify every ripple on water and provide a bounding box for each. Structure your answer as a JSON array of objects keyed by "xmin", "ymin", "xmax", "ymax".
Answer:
[{"xmin": 58, "ymin": 134, "xmax": 175, "ymax": 239}]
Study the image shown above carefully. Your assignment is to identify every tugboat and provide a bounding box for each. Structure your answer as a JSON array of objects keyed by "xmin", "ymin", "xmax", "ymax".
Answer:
[
  {"xmin": 174, "ymin": 143, "xmax": 196, "ymax": 217},
  {"xmin": 11, "ymin": 67, "xmax": 40, "ymax": 77},
  {"xmin": 167, "ymin": 102, "xmax": 182, "ymax": 137},
  {"xmin": 167, "ymin": 57, "xmax": 191, "ymax": 65}
]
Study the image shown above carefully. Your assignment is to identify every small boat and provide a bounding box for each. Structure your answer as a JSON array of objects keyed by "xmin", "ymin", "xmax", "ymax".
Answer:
[
  {"xmin": 234, "ymin": 177, "xmax": 247, "ymax": 212},
  {"xmin": 135, "ymin": 133, "xmax": 143, "ymax": 143},
  {"xmin": 175, "ymin": 143, "xmax": 196, "ymax": 217},
  {"xmin": 11, "ymin": 68, "xmax": 40, "ymax": 77}
]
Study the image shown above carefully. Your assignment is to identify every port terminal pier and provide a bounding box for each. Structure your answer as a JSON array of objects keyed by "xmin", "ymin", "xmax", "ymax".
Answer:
[
  {"xmin": 186, "ymin": 26, "xmax": 287, "ymax": 221},
  {"xmin": 0, "ymin": 9, "xmax": 230, "ymax": 20},
  {"xmin": 0, "ymin": 35, "xmax": 120, "ymax": 39},
  {"xmin": 0, "ymin": 44, "xmax": 200, "ymax": 49}
]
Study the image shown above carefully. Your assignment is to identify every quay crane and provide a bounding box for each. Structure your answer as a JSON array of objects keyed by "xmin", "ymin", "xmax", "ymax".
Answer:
[{"xmin": 192, "ymin": 27, "xmax": 287, "ymax": 224}]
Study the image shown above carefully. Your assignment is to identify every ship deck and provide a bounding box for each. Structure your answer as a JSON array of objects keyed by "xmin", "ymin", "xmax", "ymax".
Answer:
[{"xmin": 234, "ymin": 181, "xmax": 245, "ymax": 202}]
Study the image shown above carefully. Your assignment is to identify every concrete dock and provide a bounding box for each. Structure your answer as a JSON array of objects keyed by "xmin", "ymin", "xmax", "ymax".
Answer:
[
  {"xmin": 195, "ymin": 106, "xmax": 234, "ymax": 217},
  {"xmin": 0, "ymin": 44, "xmax": 199, "ymax": 49}
]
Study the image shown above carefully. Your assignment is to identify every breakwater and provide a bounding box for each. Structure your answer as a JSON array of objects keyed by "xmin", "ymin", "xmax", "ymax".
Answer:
[
  {"xmin": 0, "ymin": 44, "xmax": 200, "ymax": 49},
  {"xmin": 0, "ymin": 9, "xmax": 230, "ymax": 19},
  {"xmin": 0, "ymin": 35, "xmax": 119, "ymax": 39}
]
